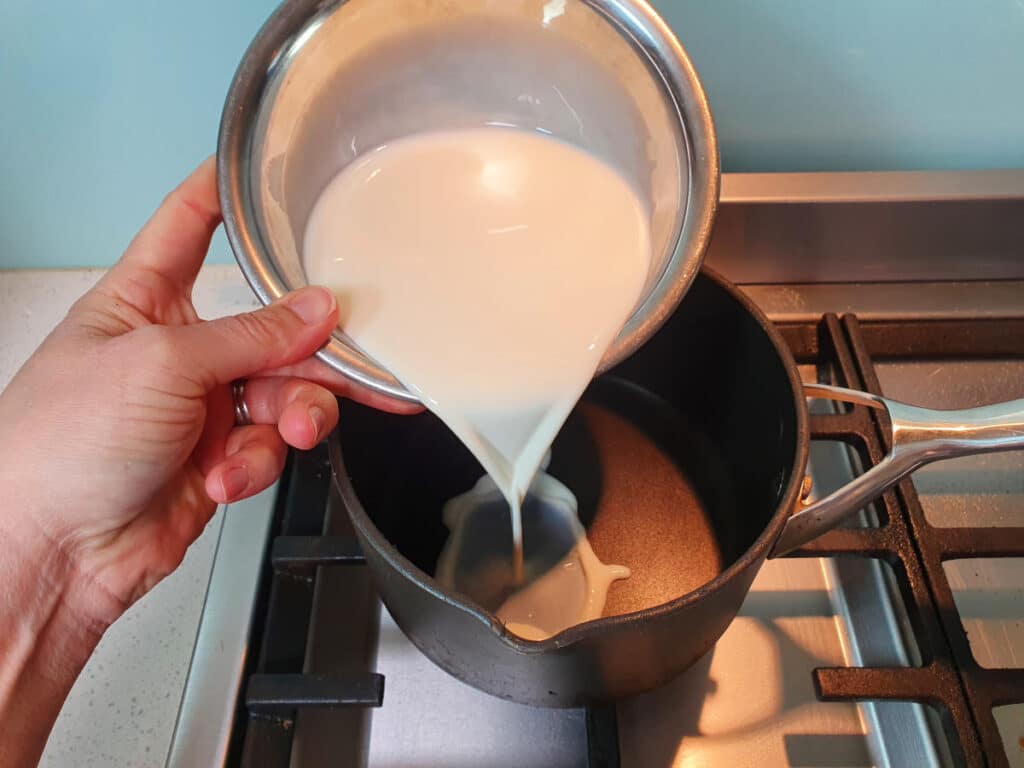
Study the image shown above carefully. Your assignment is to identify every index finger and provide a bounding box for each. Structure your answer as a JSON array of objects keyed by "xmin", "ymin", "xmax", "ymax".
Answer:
[{"xmin": 115, "ymin": 156, "xmax": 222, "ymax": 290}]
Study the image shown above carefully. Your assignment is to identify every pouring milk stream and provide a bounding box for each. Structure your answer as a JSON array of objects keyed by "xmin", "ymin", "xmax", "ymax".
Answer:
[{"xmin": 303, "ymin": 127, "xmax": 650, "ymax": 639}]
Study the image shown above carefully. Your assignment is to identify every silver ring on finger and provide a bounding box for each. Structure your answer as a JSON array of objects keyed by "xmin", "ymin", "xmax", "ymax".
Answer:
[{"xmin": 232, "ymin": 380, "xmax": 252, "ymax": 427}]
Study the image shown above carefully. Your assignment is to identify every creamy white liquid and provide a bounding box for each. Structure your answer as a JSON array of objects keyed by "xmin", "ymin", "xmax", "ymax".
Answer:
[
  {"xmin": 303, "ymin": 128, "xmax": 649, "ymax": 635},
  {"xmin": 436, "ymin": 469, "xmax": 631, "ymax": 640}
]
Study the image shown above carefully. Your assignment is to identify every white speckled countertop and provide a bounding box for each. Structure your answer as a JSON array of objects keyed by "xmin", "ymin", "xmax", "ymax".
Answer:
[{"xmin": 0, "ymin": 267, "xmax": 259, "ymax": 767}]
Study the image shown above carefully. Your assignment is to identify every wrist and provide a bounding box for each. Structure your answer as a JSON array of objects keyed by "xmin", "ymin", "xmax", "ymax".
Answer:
[
  {"xmin": 0, "ymin": 437, "xmax": 125, "ymax": 620},
  {"xmin": 0, "ymin": 506, "xmax": 125, "ymax": 766},
  {"xmin": 0, "ymin": 514, "xmax": 113, "ymax": 669},
  {"xmin": 0, "ymin": 498, "xmax": 125, "ymax": 643},
  {"xmin": 0, "ymin": 483, "xmax": 124, "ymax": 671}
]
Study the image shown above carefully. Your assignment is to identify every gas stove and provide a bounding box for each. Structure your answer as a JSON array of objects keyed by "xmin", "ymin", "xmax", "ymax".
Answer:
[{"xmin": 167, "ymin": 170, "xmax": 1024, "ymax": 768}]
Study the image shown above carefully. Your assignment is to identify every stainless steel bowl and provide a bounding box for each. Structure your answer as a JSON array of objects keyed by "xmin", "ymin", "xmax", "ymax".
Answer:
[{"xmin": 218, "ymin": 0, "xmax": 719, "ymax": 403}]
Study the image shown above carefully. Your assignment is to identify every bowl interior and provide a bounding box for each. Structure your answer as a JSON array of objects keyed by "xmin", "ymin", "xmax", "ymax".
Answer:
[{"xmin": 246, "ymin": 0, "xmax": 691, "ymax": 366}]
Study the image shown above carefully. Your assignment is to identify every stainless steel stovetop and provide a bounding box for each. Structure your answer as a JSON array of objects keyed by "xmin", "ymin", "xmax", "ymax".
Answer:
[{"xmin": 168, "ymin": 170, "xmax": 1024, "ymax": 768}]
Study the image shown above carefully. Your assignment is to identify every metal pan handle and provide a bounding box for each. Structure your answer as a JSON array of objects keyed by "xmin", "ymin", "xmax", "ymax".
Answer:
[{"xmin": 770, "ymin": 383, "xmax": 1024, "ymax": 557}]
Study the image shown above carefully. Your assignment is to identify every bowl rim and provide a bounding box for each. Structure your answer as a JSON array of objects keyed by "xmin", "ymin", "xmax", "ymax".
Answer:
[{"xmin": 217, "ymin": 0, "xmax": 720, "ymax": 403}]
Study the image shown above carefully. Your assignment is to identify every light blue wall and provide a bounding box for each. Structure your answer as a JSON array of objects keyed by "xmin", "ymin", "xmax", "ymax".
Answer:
[
  {"xmin": 1, "ymin": 0, "xmax": 279, "ymax": 270},
  {"xmin": 2, "ymin": 1, "xmax": 1023, "ymax": 270},
  {"xmin": 656, "ymin": 1, "xmax": 1024, "ymax": 173}
]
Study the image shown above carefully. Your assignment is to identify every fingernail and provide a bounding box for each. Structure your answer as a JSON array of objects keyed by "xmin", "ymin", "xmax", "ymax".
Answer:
[
  {"xmin": 309, "ymin": 405, "xmax": 326, "ymax": 439},
  {"xmin": 286, "ymin": 286, "xmax": 336, "ymax": 325},
  {"xmin": 220, "ymin": 465, "xmax": 250, "ymax": 501}
]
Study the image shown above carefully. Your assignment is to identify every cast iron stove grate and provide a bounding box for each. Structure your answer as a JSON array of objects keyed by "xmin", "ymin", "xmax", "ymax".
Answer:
[
  {"xmin": 780, "ymin": 313, "xmax": 1024, "ymax": 768},
  {"xmin": 227, "ymin": 442, "xmax": 381, "ymax": 767}
]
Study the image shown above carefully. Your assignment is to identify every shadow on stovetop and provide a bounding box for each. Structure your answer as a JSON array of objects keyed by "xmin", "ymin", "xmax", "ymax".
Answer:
[{"xmin": 617, "ymin": 594, "xmax": 876, "ymax": 767}]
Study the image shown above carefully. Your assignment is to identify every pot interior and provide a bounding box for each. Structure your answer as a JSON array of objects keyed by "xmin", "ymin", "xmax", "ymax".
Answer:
[{"xmin": 337, "ymin": 271, "xmax": 801, "ymax": 617}]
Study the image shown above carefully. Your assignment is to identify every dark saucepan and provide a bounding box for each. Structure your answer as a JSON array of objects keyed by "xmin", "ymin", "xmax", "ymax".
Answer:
[{"xmin": 328, "ymin": 268, "xmax": 1024, "ymax": 706}]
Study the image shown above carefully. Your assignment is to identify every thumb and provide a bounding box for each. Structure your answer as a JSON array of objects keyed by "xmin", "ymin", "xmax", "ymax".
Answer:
[{"xmin": 171, "ymin": 286, "xmax": 339, "ymax": 386}]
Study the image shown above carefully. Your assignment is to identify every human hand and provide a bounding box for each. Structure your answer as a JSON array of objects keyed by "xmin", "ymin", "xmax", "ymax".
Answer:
[
  {"xmin": 0, "ymin": 157, "xmax": 412, "ymax": 620},
  {"xmin": 0, "ymin": 157, "xmax": 421, "ymax": 766}
]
